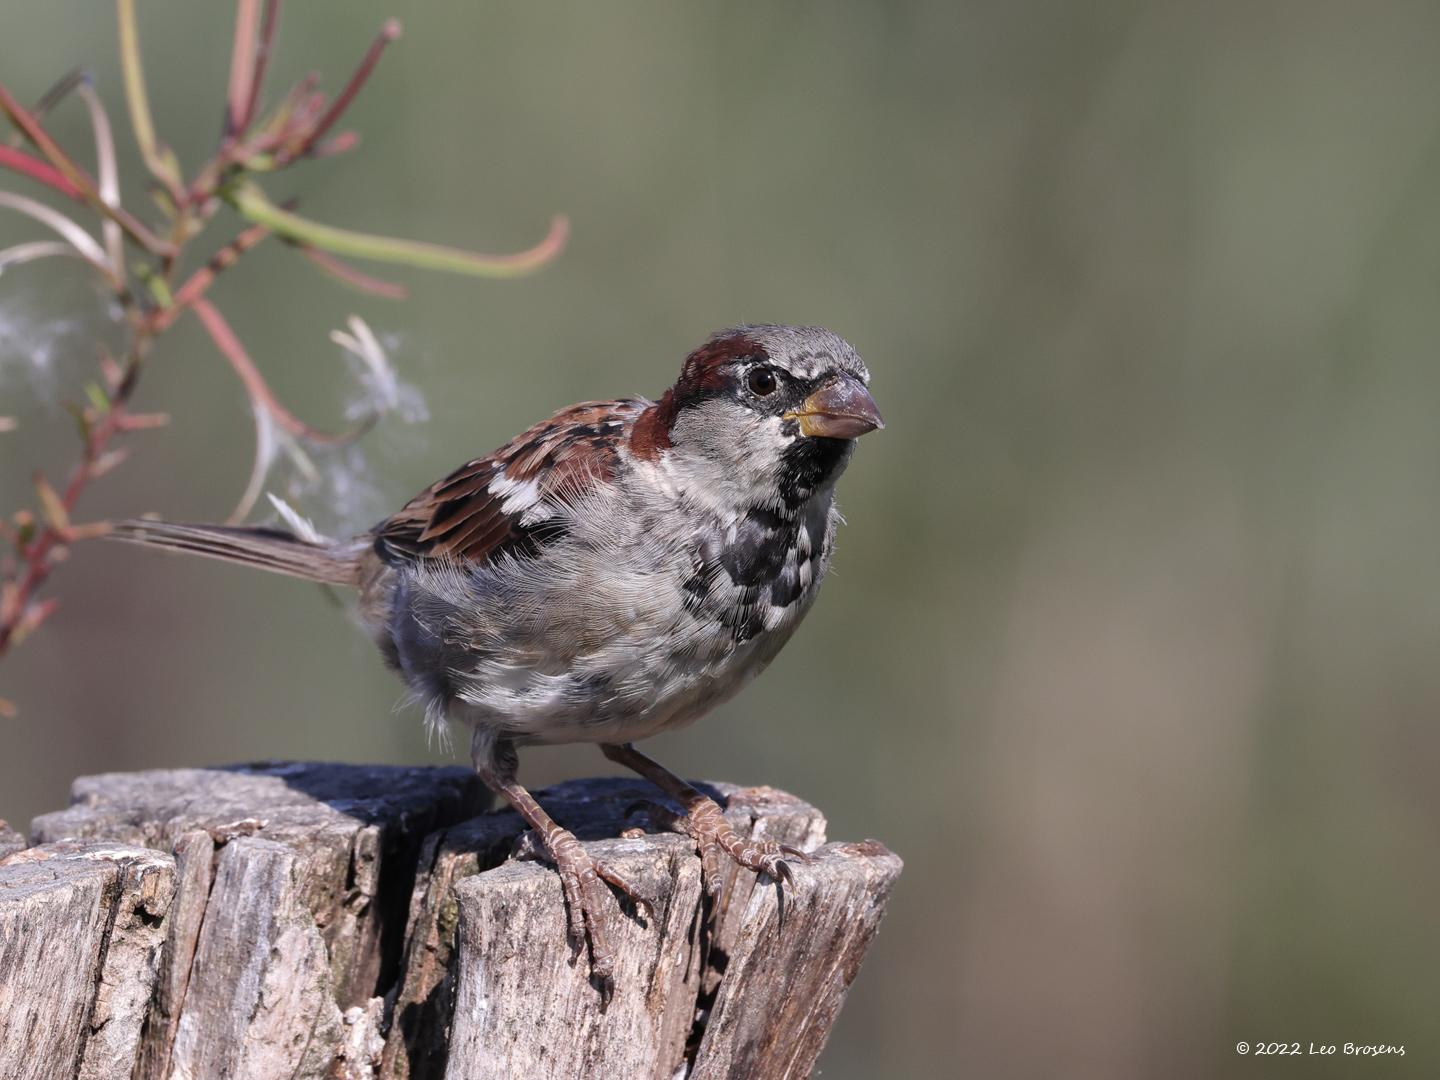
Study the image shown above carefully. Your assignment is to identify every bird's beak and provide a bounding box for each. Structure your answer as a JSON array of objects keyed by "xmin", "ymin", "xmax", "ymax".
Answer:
[{"xmin": 785, "ymin": 376, "xmax": 885, "ymax": 439}]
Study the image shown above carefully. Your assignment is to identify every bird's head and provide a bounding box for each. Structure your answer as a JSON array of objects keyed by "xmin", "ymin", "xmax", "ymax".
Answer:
[{"xmin": 632, "ymin": 324, "xmax": 882, "ymax": 512}]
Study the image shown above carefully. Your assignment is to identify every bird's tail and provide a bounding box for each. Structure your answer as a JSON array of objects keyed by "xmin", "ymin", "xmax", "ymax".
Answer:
[{"xmin": 107, "ymin": 519, "xmax": 364, "ymax": 587}]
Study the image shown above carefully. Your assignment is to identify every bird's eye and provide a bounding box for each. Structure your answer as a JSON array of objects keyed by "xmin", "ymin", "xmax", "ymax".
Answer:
[{"xmin": 746, "ymin": 367, "xmax": 778, "ymax": 396}]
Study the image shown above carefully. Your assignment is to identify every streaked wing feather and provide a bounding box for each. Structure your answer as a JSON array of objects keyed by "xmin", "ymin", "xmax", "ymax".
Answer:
[{"xmin": 373, "ymin": 399, "xmax": 647, "ymax": 565}]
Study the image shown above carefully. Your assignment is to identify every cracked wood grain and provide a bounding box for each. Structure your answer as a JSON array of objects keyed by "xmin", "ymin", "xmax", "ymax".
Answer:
[
  {"xmin": 28, "ymin": 762, "xmax": 487, "ymax": 1079},
  {"xmin": 0, "ymin": 841, "xmax": 175, "ymax": 1080},
  {"xmin": 2, "ymin": 766, "xmax": 900, "ymax": 1079}
]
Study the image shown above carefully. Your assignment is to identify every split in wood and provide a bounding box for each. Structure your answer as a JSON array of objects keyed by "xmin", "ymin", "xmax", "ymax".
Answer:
[{"xmin": 1, "ymin": 764, "xmax": 901, "ymax": 1080}]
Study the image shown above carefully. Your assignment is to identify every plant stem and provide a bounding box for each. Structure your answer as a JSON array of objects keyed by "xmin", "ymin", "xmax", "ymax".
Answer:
[
  {"xmin": 230, "ymin": 183, "xmax": 569, "ymax": 278},
  {"xmin": 116, "ymin": 0, "xmax": 185, "ymax": 203},
  {"xmin": 0, "ymin": 79, "xmax": 175, "ymax": 256}
]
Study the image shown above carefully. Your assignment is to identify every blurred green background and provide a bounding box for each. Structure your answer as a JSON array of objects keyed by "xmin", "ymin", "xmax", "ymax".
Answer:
[{"xmin": 4, "ymin": 2, "xmax": 1440, "ymax": 1076}]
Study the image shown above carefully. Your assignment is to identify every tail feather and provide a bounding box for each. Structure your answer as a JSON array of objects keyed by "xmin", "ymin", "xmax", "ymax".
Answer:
[{"xmin": 108, "ymin": 519, "xmax": 363, "ymax": 587}]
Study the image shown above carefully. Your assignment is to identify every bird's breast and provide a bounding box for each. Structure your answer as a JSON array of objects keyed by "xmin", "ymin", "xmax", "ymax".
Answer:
[{"xmin": 382, "ymin": 483, "xmax": 840, "ymax": 746}]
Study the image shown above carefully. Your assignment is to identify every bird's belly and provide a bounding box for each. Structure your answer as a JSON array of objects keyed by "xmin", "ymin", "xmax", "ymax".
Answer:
[
  {"xmin": 448, "ymin": 604, "xmax": 805, "ymax": 746},
  {"xmin": 384, "ymin": 493, "xmax": 832, "ymax": 747}
]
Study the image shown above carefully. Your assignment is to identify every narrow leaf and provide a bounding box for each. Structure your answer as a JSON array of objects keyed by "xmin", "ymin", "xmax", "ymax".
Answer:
[
  {"xmin": 64, "ymin": 400, "xmax": 93, "ymax": 441},
  {"xmin": 0, "ymin": 78, "xmax": 175, "ymax": 255},
  {"xmin": 33, "ymin": 475, "xmax": 70, "ymax": 532},
  {"xmin": 117, "ymin": 0, "xmax": 180, "ymax": 192},
  {"xmin": 76, "ymin": 82, "xmax": 123, "ymax": 275},
  {"xmin": 98, "ymin": 347, "xmax": 124, "ymax": 390},
  {"xmin": 60, "ymin": 521, "xmax": 114, "ymax": 542},
  {"xmin": 283, "ymin": 19, "xmax": 401, "ymax": 159},
  {"xmin": 242, "ymin": 0, "xmax": 283, "ymax": 137},
  {"xmin": 90, "ymin": 448, "xmax": 130, "ymax": 477},
  {"xmin": 83, "ymin": 381, "xmax": 112, "ymax": 414},
  {"xmin": 297, "ymin": 244, "xmax": 407, "ymax": 298},
  {"xmin": 11, "ymin": 68, "xmax": 87, "ymax": 141},
  {"xmin": 4, "ymin": 69, "xmax": 85, "ymax": 152},
  {"xmin": 0, "ymin": 145, "xmax": 83, "ymax": 200},
  {"xmin": 310, "ymin": 130, "xmax": 359, "ymax": 158},
  {"xmin": 13, "ymin": 511, "xmax": 36, "ymax": 546},
  {"xmin": 225, "ymin": 0, "xmax": 262, "ymax": 138},
  {"xmin": 142, "ymin": 270, "xmax": 174, "ymax": 307},
  {"xmin": 0, "ymin": 191, "xmax": 112, "ymax": 279},
  {"xmin": 114, "ymin": 411, "xmax": 169, "ymax": 431},
  {"xmin": 231, "ymin": 392, "xmax": 277, "ymax": 523},
  {"xmin": 230, "ymin": 184, "xmax": 568, "ymax": 278},
  {"xmin": 0, "ymin": 239, "xmax": 84, "ymax": 272}
]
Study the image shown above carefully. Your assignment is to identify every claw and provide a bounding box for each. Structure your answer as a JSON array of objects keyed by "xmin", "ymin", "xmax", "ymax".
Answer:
[
  {"xmin": 533, "ymin": 824, "xmax": 653, "ymax": 989},
  {"xmin": 592, "ymin": 858, "xmax": 655, "ymax": 919},
  {"xmin": 589, "ymin": 936, "xmax": 615, "ymax": 983},
  {"xmin": 697, "ymin": 840, "xmax": 725, "ymax": 898},
  {"xmin": 663, "ymin": 795, "xmax": 808, "ymax": 893},
  {"xmin": 621, "ymin": 888, "xmax": 656, "ymax": 920}
]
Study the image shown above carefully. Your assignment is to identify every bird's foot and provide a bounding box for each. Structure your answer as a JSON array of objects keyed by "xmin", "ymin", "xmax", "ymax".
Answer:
[
  {"xmin": 513, "ymin": 825, "xmax": 654, "ymax": 988},
  {"xmin": 637, "ymin": 797, "xmax": 809, "ymax": 896}
]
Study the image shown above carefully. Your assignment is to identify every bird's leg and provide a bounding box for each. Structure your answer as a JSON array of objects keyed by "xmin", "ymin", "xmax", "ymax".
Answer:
[
  {"xmin": 600, "ymin": 741, "xmax": 808, "ymax": 895},
  {"xmin": 474, "ymin": 735, "xmax": 651, "ymax": 986}
]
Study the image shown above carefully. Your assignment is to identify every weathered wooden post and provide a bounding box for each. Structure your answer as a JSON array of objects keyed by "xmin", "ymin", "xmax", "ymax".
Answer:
[{"xmin": 0, "ymin": 763, "xmax": 901, "ymax": 1079}]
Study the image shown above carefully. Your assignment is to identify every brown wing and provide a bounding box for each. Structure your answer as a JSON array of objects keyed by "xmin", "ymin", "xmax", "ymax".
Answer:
[{"xmin": 372, "ymin": 398, "xmax": 648, "ymax": 566}]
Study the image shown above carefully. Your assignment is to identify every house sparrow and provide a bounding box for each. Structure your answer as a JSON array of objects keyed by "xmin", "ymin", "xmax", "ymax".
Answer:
[{"xmin": 112, "ymin": 323, "xmax": 882, "ymax": 984}]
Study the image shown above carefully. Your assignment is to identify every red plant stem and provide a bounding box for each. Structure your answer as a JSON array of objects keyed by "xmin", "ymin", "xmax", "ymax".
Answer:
[
  {"xmin": 0, "ymin": 144, "xmax": 84, "ymax": 200},
  {"xmin": 283, "ymin": 19, "xmax": 400, "ymax": 160},
  {"xmin": 241, "ymin": 0, "xmax": 283, "ymax": 137},
  {"xmin": 224, "ymin": 0, "xmax": 261, "ymax": 138},
  {"xmin": 295, "ymin": 243, "xmax": 408, "ymax": 298},
  {"xmin": 0, "ymin": 388, "xmax": 133, "ymax": 657},
  {"xmin": 0, "ymin": 202, "xmax": 275, "ymax": 664},
  {"xmin": 148, "ymin": 221, "xmax": 271, "ymax": 333},
  {"xmin": 0, "ymin": 79, "xmax": 175, "ymax": 256},
  {"xmin": 190, "ymin": 298, "xmax": 363, "ymax": 444}
]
